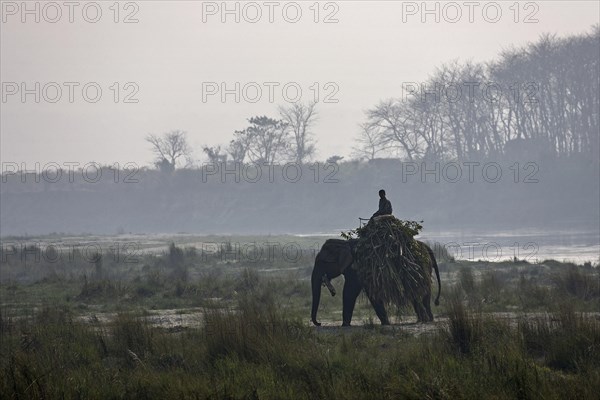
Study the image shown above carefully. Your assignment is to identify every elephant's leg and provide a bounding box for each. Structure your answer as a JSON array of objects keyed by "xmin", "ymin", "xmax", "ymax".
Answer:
[
  {"xmin": 413, "ymin": 299, "xmax": 428, "ymax": 323},
  {"xmin": 342, "ymin": 270, "xmax": 362, "ymax": 327},
  {"xmin": 365, "ymin": 293, "xmax": 390, "ymax": 325},
  {"xmin": 423, "ymin": 293, "xmax": 434, "ymax": 322}
]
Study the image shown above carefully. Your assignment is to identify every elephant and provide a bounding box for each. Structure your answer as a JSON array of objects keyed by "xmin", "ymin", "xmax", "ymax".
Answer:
[{"xmin": 310, "ymin": 238, "xmax": 441, "ymax": 327}]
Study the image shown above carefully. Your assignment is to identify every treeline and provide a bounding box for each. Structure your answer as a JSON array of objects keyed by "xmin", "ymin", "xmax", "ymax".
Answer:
[
  {"xmin": 356, "ymin": 27, "xmax": 599, "ymax": 162},
  {"xmin": 140, "ymin": 28, "xmax": 599, "ymax": 171}
]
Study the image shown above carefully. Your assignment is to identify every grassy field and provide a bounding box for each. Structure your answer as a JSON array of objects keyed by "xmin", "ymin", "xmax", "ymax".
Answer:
[{"xmin": 1, "ymin": 237, "xmax": 599, "ymax": 399}]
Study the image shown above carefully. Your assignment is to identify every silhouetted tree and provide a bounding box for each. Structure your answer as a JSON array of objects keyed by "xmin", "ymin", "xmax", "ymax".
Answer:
[
  {"xmin": 203, "ymin": 145, "xmax": 227, "ymax": 163},
  {"xmin": 146, "ymin": 130, "xmax": 192, "ymax": 171},
  {"xmin": 352, "ymin": 123, "xmax": 387, "ymax": 160},
  {"xmin": 236, "ymin": 116, "xmax": 290, "ymax": 164},
  {"xmin": 355, "ymin": 27, "xmax": 599, "ymax": 161},
  {"xmin": 279, "ymin": 102, "xmax": 317, "ymax": 163}
]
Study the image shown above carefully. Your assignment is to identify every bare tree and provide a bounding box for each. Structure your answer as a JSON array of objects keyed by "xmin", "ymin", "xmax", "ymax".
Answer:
[
  {"xmin": 279, "ymin": 102, "xmax": 317, "ymax": 163},
  {"xmin": 146, "ymin": 130, "xmax": 192, "ymax": 171},
  {"xmin": 352, "ymin": 123, "xmax": 387, "ymax": 161},
  {"xmin": 365, "ymin": 99, "xmax": 422, "ymax": 161},
  {"xmin": 227, "ymin": 129, "xmax": 254, "ymax": 163}
]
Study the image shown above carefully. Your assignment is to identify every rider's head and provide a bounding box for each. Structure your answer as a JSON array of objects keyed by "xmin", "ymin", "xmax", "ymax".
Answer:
[{"xmin": 379, "ymin": 189, "xmax": 386, "ymax": 198}]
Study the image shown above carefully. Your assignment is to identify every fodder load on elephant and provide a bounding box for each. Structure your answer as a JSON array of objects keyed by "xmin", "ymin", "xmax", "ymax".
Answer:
[{"xmin": 349, "ymin": 216, "xmax": 431, "ymax": 308}]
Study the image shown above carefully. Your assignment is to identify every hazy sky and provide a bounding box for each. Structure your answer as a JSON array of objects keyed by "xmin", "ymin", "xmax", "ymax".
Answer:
[{"xmin": 1, "ymin": 1, "xmax": 599, "ymax": 167}]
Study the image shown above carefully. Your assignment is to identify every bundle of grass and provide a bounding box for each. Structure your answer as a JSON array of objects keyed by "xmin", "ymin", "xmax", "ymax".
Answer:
[{"xmin": 343, "ymin": 216, "xmax": 431, "ymax": 309}]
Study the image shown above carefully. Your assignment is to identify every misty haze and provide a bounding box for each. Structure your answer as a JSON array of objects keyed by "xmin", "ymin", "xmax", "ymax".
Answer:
[{"xmin": 1, "ymin": 1, "xmax": 599, "ymax": 399}]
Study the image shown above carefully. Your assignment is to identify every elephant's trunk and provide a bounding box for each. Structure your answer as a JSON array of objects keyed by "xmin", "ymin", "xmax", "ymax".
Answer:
[{"xmin": 311, "ymin": 261, "xmax": 322, "ymax": 326}]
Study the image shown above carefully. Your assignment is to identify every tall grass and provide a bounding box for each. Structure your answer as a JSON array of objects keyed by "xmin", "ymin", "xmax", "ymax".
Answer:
[
  {"xmin": 552, "ymin": 265, "xmax": 600, "ymax": 300},
  {"xmin": 519, "ymin": 304, "xmax": 600, "ymax": 373},
  {"xmin": 445, "ymin": 288, "xmax": 483, "ymax": 354},
  {"xmin": 3, "ymin": 286, "xmax": 600, "ymax": 399}
]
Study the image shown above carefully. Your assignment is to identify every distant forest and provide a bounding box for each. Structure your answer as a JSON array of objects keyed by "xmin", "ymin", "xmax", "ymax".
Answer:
[
  {"xmin": 2, "ymin": 28, "xmax": 598, "ymax": 235},
  {"xmin": 201, "ymin": 27, "xmax": 599, "ymax": 166},
  {"xmin": 356, "ymin": 27, "xmax": 599, "ymax": 162}
]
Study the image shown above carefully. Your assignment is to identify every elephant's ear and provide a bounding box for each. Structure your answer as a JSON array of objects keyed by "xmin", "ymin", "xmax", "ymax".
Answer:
[
  {"xmin": 318, "ymin": 245, "xmax": 338, "ymax": 264},
  {"xmin": 337, "ymin": 246, "xmax": 353, "ymax": 273}
]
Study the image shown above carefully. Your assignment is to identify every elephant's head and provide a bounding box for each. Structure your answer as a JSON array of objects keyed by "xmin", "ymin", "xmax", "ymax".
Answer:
[{"xmin": 311, "ymin": 239, "xmax": 355, "ymax": 326}]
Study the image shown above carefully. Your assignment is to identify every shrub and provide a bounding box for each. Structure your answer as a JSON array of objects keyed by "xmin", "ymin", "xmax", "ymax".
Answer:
[
  {"xmin": 445, "ymin": 288, "xmax": 483, "ymax": 354},
  {"xmin": 553, "ymin": 266, "xmax": 600, "ymax": 300}
]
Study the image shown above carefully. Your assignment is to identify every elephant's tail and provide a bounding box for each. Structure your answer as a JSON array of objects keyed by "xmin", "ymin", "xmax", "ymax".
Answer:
[{"xmin": 426, "ymin": 245, "xmax": 442, "ymax": 306}]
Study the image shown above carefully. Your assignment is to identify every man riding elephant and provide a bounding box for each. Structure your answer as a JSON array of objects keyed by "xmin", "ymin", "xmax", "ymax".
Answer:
[{"xmin": 371, "ymin": 189, "xmax": 393, "ymax": 219}]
